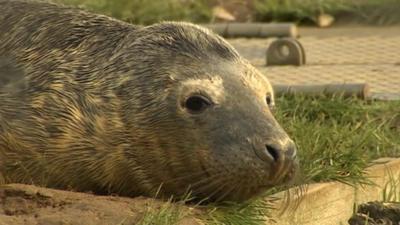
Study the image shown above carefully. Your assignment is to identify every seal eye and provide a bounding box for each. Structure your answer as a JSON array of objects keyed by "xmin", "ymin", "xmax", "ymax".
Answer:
[
  {"xmin": 266, "ymin": 93, "xmax": 272, "ymax": 106},
  {"xmin": 184, "ymin": 95, "xmax": 211, "ymax": 113},
  {"xmin": 266, "ymin": 93, "xmax": 275, "ymax": 111}
]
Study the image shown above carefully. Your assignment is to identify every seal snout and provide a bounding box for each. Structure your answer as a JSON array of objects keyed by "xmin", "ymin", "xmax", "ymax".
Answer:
[
  {"xmin": 253, "ymin": 137, "xmax": 297, "ymax": 183},
  {"xmin": 256, "ymin": 140, "xmax": 297, "ymax": 163}
]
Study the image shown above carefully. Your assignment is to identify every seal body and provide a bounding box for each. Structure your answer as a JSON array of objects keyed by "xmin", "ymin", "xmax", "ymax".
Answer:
[{"xmin": 0, "ymin": 0, "xmax": 297, "ymax": 202}]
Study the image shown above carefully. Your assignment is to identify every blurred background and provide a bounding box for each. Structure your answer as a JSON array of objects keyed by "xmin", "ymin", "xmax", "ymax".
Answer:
[
  {"xmin": 52, "ymin": 0, "xmax": 400, "ymax": 101},
  {"xmin": 56, "ymin": 0, "xmax": 400, "ymax": 26}
]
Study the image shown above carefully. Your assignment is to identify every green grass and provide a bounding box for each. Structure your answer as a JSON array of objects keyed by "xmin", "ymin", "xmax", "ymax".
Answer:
[
  {"xmin": 276, "ymin": 94, "xmax": 399, "ymax": 185},
  {"xmin": 136, "ymin": 191, "xmax": 195, "ymax": 225},
  {"xmin": 253, "ymin": 0, "xmax": 350, "ymax": 24},
  {"xmin": 56, "ymin": 0, "xmax": 212, "ymax": 25},
  {"xmin": 253, "ymin": 0, "xmax": 400, "ymax": 25},
  {"xmin": 137, "ymin": 199, "xmax": 188, "ymax": 225},
  {"xmin": 203, "ymin": 193, "xmax": 278, "ymax": 225}
]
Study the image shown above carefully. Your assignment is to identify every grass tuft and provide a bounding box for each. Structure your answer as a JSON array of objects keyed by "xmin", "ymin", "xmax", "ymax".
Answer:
[
  {"xmin": 204, "ymin": 195, "xmax": 277, "ymax": 225},
  {"xmin": 382, "ymin": 168, "xmax": 400, "ymax": 203},
  {"xmin": 137, "ymin": 200, "xmax": 187, "ymax": 225},
  {"xmin": 275, "ymin": 94, "xmax": 400, "ymax": 186},
  {"xmin": 137, "ymin": 192, "xmax": 195, "ymax": 225}
]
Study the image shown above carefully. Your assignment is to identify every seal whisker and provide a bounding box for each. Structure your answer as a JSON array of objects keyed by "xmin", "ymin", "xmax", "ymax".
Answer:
[
  {"xmin": 203, "ymin": 180, "xmax": 228, "ymax": 199},
  {"xmin": 164, "ymin": 170, "xmax": 208, "ymax": 184},
  {"xmin": 190, "ymin": 173, "xmax": 231, "ymax": 200},
  {"xmin": 214, "ymin": 178, "xmax": 239, "ymax": 202},
  {"xmin": 188, "ymin": 173, "xmax": 224, "ymax": 192}
]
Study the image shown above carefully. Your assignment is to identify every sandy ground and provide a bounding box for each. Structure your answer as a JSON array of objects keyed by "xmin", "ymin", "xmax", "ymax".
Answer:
[{"xmin": 0, "ymin": 184, "xmax": 201, "ymax": 225}]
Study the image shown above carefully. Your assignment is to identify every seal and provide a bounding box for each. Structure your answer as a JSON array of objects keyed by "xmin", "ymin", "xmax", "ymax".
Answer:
[{"xmin": 0, "ymin": 0, "xmax": 298, "ymax": 202}]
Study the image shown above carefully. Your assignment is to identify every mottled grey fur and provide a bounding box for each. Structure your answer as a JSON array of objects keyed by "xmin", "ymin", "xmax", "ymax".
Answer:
[{"xmin": 0, "ymin": 0, "xmax": 297, "ymax": 202}]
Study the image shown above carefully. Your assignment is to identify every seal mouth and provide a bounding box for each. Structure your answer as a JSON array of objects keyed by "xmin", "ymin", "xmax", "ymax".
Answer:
[
  {"xmin": 270, "ymin": 160, "xmax": 297, "ymax": 185},
  {"xmin": 279, "ymin": 161, "xmax": 298, "ymax": 184},
  {"xmin": 268, "ymin": 156, "xmax": 298, "ymax": 186}
]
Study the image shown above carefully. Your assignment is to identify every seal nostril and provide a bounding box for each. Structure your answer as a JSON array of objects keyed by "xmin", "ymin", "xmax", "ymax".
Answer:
[
  {"xmin": 265, "ymin": 144, "xmax": 280, "ymax": 162},
  {"xmin": 287, "ymin": 143, "xmax": 297, "ymax": 159}
]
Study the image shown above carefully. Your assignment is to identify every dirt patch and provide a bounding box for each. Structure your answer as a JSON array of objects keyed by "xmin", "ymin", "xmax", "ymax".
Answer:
[
  {"xmin": 348, "ymin": 201, "xmax": 400, "ymax": 225},
  {"xmin": 0, "ymin": 184, "xmax": 201, "ymax": 225}
]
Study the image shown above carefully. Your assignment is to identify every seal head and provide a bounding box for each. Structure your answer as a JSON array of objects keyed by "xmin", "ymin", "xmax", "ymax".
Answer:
[{"xmin": 111, "ymin": 22, "xmax": 298, "ymax": 202}]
